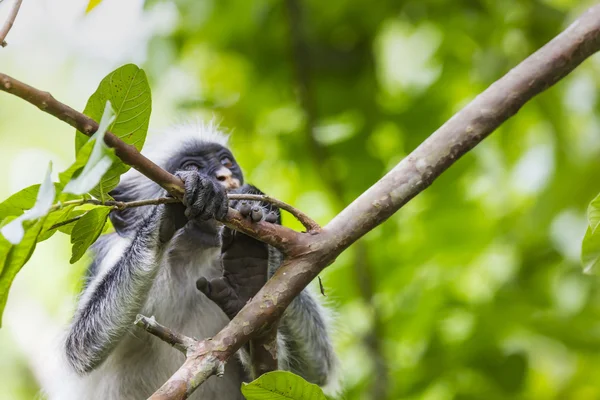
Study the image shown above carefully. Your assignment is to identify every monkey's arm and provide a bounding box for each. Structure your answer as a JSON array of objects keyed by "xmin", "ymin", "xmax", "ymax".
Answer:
[
  {"xmin": 197, "ymin": 185, "xmax": 338, "ymax": 386},
  {"xmin": 64, "ymin": 207, "xmax": 166, "ymax": 374}
]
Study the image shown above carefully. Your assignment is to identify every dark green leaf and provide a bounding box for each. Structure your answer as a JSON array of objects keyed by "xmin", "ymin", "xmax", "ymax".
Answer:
[{"xmin": 70, "ymin": 207, "xmax": 112, "ymax": 264}]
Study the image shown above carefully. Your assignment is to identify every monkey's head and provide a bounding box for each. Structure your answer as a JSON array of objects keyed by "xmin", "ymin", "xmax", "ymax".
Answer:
[
  {"xmin": 109, "ymin": 121, "xmax": 242, "ymax": 234},
  {"xmin": 164, "ymin": 142, "xmax": 243, "ymax": 191}
]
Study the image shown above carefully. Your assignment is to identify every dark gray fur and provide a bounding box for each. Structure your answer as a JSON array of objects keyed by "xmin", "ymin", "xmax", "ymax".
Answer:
[{"xmin": 58, "ymin": 125, "xmax": 338, "ymax": 400}]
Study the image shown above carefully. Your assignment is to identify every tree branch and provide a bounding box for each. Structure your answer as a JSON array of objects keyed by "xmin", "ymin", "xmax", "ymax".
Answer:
[
  {"xmin": 0, "ymin": 0, "xmax": 22, "ymax": 47},
  {"xmin": 2, "ymin": 4, "xmax": 600, "ymax": 399},
  {"xmin": 227, "ymin": 193, "xmax": 320, "ymax": 232},
  {"xmin": 149, "ymin": 4, "xmax": 600, "ymax": 399},
  {"xmin": 0, "ymin": 73, "xmax": 306, "ymax": 253},
  {"xmin": 134, "ymin": 315, "xmax": 197, "ymax": 354}
]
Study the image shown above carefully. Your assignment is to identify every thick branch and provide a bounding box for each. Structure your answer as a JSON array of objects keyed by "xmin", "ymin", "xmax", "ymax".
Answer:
[
  {"xmin": 0, "ymin": 0, "xmax": 22, "ymax": 47},
  {"xmin": 0, "ymin": 73, "xmax": 304, "ymax": 253},
  {"xmin": 151, "ymin": 4, "xmax": 600, "ymax": 399}
]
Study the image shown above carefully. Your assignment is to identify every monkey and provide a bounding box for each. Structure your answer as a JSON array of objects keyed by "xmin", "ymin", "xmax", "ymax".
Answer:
[{"xmin": 51, "ymin": 122, "xmax": 338, "ymax": 400}]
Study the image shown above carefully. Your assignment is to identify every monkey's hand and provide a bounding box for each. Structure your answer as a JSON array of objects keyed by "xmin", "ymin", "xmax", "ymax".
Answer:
[
  {"xmin": 174, "ymin": 170, "xmax": 229, "ymax": 221},
  {"xmin": 196, "ymin": 185, "xmax": 280, "ymax": 319}
]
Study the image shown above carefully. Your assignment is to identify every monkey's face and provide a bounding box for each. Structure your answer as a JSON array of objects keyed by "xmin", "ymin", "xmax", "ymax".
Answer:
[{"xmin": 168, "ymin": 142, "xmax": 243, "ymax": 191}]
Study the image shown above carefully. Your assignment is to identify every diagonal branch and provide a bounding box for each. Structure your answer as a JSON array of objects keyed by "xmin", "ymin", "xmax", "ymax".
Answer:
[
  {"xmin": 0, "ymin": 0, "xmax": 22, "ymax": 47},
  {"xmin": 149, "ymin": 4, "xmax": 600, "ymax": 399}
]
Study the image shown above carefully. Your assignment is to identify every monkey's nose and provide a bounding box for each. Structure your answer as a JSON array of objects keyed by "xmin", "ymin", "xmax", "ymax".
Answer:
[
  {"xmin": 215, "ymin": 167, "xmax": 240, "ymax": 189},
  {"xmin": 216, "ymin": 167, "xmax": 232, "ymax": 181}
]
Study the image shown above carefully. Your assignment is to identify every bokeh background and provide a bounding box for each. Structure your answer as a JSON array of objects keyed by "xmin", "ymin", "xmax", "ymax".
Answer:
[{"xmin": 1, "ymin": 0, "xmax": 600, "ymax": 399}]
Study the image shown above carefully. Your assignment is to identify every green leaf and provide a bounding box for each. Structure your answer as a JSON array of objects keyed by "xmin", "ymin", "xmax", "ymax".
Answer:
[
  {"xmin": 582, "ymin": 226, "xmax": 600, "ymax": 275},
  {"xmin": 74, "ymin": 65, "xmax": 151, "ymax": 199},
  {"xmin": 1, "ymin": 164, "xmax": 56, "ymax": 244},
  {"xmin": 56, "ymin": 209, "xmax": 87, "ymax": 235},
  {"xmin": 588, "ymin": 192, "xmax": 600, "ymax": 233},
  {"xmin": 70, "ymin": 207, "xmax": 112, "ymax": 264},
  {"xmin": 37, "ymin": 205, "xmax": 78, "ymax": 242},
  {"xmin": 0, "ymin": 185, "xmax": 45, "ymax": 220},
  {"xmin": 241, "ymin": 371, "xmax": 327, "ymax": 400},
  {"xmin": 64, "ymin": 101, "xmax": 117, "ymax": 197},
  {"xmin": 75, "ymin": 64, "xmax": 151, "ymax": 153},
  {"xmin": 0, "ymin": 219, "xmax": 44, "ymax": 327}
]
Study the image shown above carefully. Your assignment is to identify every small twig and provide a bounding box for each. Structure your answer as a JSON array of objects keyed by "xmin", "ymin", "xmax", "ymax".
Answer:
[
  {"xmin": 228, "ymin": 193, "xmax": 320, "ymax": 232},
  {"xmin": 48, "ymin": 196, "xmax": 180, "ymax": 213},
  {"xmin": 0, "ymin": 0, "xmax": 23, "ymax": 47},
  {"xmin": 317, "ymin": 276, "xmax": 326, "ymax": 296},
  {"xmin": 135, "ymin": 315, "xmax": 197, "ymax": 354},
  {"xmin": 48, "ymin": 215, "xmax": 82, "ymax": 231}
]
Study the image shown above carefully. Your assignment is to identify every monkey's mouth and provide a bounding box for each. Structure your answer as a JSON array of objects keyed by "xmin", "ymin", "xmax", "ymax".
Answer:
[{"xmin": 221, "ymin": 178, "xmax": 241, "ymax": 191}]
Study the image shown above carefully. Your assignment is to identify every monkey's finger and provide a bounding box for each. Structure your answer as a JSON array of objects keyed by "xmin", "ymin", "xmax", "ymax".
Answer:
[
  {"xmin": 238, "ymin": 201, "xmax": 252, "ymax": 218},
  {"xmin": 215, "ymin": 196, "xmax": 229, "ymax": 221},
  {"xmin": 196, "ymin": 277, "xmax": 212, "ymax": 296},
  {"xmin": 250, "ymin": 206, "xmax": 263, "ymax": 222},
  {"xmin": 191, "ymin": 179, "xmax": 214, "ymax": 220},
  {"xmin": 265, "ymin": 211, "xmax": 278, "ymax": 223}
]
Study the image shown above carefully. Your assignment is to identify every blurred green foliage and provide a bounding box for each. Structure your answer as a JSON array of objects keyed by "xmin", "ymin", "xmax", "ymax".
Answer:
[
  {"xmin": 140, "ymin": 0, "xmax": 600, "ymax": 398},
  {"xmin": 2, "ymin": 0, "xmax": 600, "ymax": 399}
]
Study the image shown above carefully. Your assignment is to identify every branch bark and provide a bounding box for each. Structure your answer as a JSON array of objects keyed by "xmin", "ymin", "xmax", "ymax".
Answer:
[
  {"xmin": 0, "ymin": 0, "xmax": 22, "ymax": 47},
  {"xmin": 2, "ymin": 4, "xmax": 600, "ymax": 399}
]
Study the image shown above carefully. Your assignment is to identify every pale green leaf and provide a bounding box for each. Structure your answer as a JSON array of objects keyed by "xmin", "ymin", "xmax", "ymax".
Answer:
[
  {"xmin": 64, "ymin": 102, "xmax": 117, "ymax": 196},
  {"xmin": 70, "ymin": 207, "xmax": 112, "ymax": 264},
  {"xmin": 588, "ymin": 192, "xmax": 600, "ymax": 233},
  {"xmin": 0, "ymin": 185, "xmax": 44, "ymax": 220},
  {"xmin": 582, "ymin": 226, "xmax": 600, "ymax": 275},
  {"xmin": 1, "ymin": 164, "xmax": 56, "ymax": 244},
  {"xmin": 241, "ymin": 371, "xmax": 327, "ymax": 400},
  {"xmin": 0, "ymin": 220, "xmax": 44, "ymax": 327}
]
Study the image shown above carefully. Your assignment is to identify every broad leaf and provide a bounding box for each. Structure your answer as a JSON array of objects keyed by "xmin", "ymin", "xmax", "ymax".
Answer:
[
  {"xmin": 0, "ymin": 219, "xmax": 44, "ymax": 326},
  {"xmin": 0, "ymin": 185, "xmax": 45, "ymax": 220},
  {"xmin": 70, "ymin": 207, "xmax": 112, "ymax": 264},
  {"xmin": 75, "ymin": 64, "xmax": 151, "ymax": 153},
  {"xmin": 56, "ymin": 209, "xmax": 87, "ymax": 235},
  {"xmin": 37, "ymin": 205, "xmax": 78, "ymax": 242},
  {"xmin": 241, "ymin": 371, "xmax": 327, "ymax": 400},
  {"xmin": 588, "ymin": 192, "xmax": 600, "ymax": 233},
  {"xmin": 64, "ymin": 102, "xmax": 117, "ymax": 197},
  {"xmin": 1, "ymin": 164, "xmax": 56, "ymax": 244},
  {"xmin": 74, "ymin": 65, "xmax": 151, "ymax": 199}
]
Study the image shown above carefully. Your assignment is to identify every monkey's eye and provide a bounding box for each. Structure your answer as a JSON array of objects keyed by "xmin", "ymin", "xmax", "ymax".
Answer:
[
  {"xmin": 181, "ymin": 161, "xmax": 201, "ymax": 171},
  {"xmin": 221, "ymin": 157, "xmax": 233, "ymax": 169}
]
